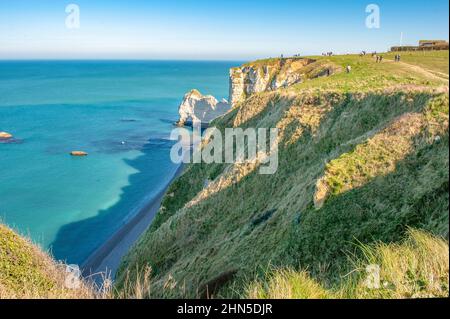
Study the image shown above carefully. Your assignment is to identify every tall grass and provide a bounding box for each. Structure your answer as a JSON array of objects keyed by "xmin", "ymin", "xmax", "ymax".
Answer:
[
  {"xmin": 0, "ymin": 224, "xmax": 100, "ymax": 299},
  {"xmin": 0, "ymin": 224, "xmax": 156, "ymax": 299},
  {"xmin": 246, "ymin": 229, "xmax": 449, "ymax": 299}
]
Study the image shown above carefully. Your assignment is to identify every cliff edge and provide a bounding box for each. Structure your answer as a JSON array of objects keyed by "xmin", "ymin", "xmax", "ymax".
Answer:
[{"xmin": 229, "ymin": 57, "xmax": 341, "ymax": 107}]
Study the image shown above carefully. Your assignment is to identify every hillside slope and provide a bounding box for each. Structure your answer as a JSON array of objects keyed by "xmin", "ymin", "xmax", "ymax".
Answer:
[
  {"xmin": 117, "ymin": 52, "xmax": 449, "ymax": 299},
  {"xmin": 0, "ymin": 225, "xmax": 97, "ymax": 299}
]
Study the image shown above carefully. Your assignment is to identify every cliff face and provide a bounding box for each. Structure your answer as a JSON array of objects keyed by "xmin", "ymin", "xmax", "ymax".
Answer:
[
  {"xmin": 178, "ymin": 89, "xmax": 230, "ymax": 126},
  {"xmin": 179, "ymin": 58, "xmax": 338, "ymax": 124},
  {"xmin": 229, "ymin": 58, "xmax": 326, "ymax": 107}
]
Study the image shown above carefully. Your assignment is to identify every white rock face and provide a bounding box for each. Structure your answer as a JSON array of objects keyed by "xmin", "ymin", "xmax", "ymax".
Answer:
[
  {"xmin": 229, "ymin": 68, "xmax": 245, "ymax": 108},
  {"xmin": 178, "ymin": 89, "xmax": 230, "ymax": 126},
  {"xmin": 270, "ymin": 70, "xmax": 302, "ymax": 90},
  {"xmin": 229, "ymin": 58, "xmax": 316, "ymax": 107}
]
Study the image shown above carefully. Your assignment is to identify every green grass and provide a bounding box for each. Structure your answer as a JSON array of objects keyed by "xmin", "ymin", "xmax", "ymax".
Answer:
[
  {"xmin": 314, "ymin": 105, "xmax": 442, "ymax": 207},
  {"xmin": 246, "ymin": 229, "xmax": 449, "ymax": 299},
  {"xmin": 385, "ymin": 50, "xmax": 449, "ymax": 76},
  {"xmin": 0, "ymin": 225, "xmax": 97, "ymax": 299},
  {"xmin": 288, "ymin": 54, "xmax": 447, "ymax": 93},
  {"xmin": 0, "ymin": 224, "xmax": 152, "ymax": 299},
  {"xmin": 117, "ymin": 52, "xmax": 448, "ymax": 299}
]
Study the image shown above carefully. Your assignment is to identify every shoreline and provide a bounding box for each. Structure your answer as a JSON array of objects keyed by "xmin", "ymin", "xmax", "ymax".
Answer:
[{"xmin": 81, "ymin": 162, "xmax": 185, "ymax": 281}]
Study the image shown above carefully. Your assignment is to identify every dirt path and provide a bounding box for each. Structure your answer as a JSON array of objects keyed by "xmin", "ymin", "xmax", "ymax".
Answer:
[
  {"xmin": 386, "ymin": 59, "xmax": 449, "ymax": 82},
  {"xmin": 401, "ymin": 62, "xmax": 449, "ymax": 81}
]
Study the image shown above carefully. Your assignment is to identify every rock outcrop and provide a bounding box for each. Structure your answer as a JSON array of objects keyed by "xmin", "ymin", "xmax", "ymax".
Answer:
[
  {"xmin": 0, "ymin": 132, "xmax": 12, "ymax": 139},
  {"xmin": 178, "ymin": 58, "xmax": 341, "ymax": 124},
  {"xmin": 70, "ymin": 151, "xmax": 88, "ymax": 156},
  {"xmin": 177, "ymin": 89, "xmax": 230, "ymax": 127},
  {"xmin": 229, "ymin": 58, "xmax": 341, "ymax": 107}
]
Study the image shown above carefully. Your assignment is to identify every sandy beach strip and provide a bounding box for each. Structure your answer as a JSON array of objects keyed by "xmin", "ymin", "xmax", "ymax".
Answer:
[{"xmin": 81, "ymin": 163, "xmax": 185, "ymax": 280}]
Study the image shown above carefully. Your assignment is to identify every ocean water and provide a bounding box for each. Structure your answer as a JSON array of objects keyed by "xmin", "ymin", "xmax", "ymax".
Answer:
[{"xmin": 0, "ymin": 60, "xmax": 238, "ymax": 265}]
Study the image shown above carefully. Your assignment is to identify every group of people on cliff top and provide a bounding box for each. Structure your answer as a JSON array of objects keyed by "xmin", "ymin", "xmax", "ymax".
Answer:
[{"xmin": 280, "ymin": 50, "xmax": 400, "ymax": 64}]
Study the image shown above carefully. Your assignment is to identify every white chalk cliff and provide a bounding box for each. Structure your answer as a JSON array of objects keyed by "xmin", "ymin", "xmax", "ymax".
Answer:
[
  {"xmin": 178, "ymin": 58, "xmax": 340, "ymax": 124},
  {"xmin": 229, "ymin": 58, "xmax": 339, "ymax": 107},
  {"xmin": 178, "ymin": 89, "xmax": 230, "ymax": 126}
]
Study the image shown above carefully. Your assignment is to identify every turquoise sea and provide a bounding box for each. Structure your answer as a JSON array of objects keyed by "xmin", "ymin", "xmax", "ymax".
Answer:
[{"xmin": 0, "ymin": 60, "xmax": 238, "ymax": 265}]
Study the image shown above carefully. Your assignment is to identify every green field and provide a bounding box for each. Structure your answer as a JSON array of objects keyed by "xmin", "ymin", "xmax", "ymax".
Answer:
[{"xmin": 385, "ymin": 50, "xmax": 449, "ymax": 76}]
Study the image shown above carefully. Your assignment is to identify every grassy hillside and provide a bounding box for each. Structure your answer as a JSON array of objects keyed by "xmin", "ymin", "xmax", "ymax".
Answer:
[
  {"xmin": 0, "ymin": 224, "xmax": 97, "ymax": 299},
  {"xmin": 117, "ymin": 51, "xmax": 449, "ymax": 298}
]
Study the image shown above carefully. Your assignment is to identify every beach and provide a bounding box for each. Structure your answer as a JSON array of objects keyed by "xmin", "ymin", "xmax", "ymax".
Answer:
[{"xmin": 81, "ymin": 162, "xmax": 185, "ymax": 280}]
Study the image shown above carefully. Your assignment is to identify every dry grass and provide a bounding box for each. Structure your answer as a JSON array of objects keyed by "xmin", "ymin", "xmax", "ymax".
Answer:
[
  {"xmin": 0, "ymin": 224, "xmax": 101, "ymax": 299},
  {"xmin": 0, "ymin": 224, "xmax": 157, "ymax": 299},
  {"xmin": 115, "ymin": 265, "xmax": 153, "ymax": 299},
  {"xmin": 347, "ymin": 229, "xmax": 449, "ymax": 298},
  {"xmin": 246, "ymin": 229, "xmax": 449, "ymax": 299},
  {"xmin": 247, "ymin": 269, "xmax": 330, "ymax": 299}
]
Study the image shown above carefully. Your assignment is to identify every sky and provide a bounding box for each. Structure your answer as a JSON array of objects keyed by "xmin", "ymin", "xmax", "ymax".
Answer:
[{"xmin": 0, "ymin": 0, "xmax": 448, "ymax": 60}]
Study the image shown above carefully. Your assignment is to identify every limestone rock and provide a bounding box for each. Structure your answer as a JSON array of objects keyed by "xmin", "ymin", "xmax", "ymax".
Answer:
[
  {"xmin": 70, "ymin": 151, "xmax": 88, "ymax": 157},
  {"xmin": 178, "ymin": 89, "xmax": 230, "ymax": 126},
  {"xmin": 229, "ymin": 68, "xmax": 245, "ymax": 108},
  {"xmin": 0, "ymin": 132, "xmax": 12, "ymax": 139},
  {"xmin": 313, "ymin": 176, "xmax": 329, "ymax": 210},
  {"xmin": 228, "ymin": 58, "xmax": 316, "ymax": 107}
]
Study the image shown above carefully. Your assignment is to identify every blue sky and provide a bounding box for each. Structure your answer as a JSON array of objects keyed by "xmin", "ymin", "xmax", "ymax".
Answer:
[{"xmin": 0, "ymin": 0, "xmax": 448, "ymax": 60}]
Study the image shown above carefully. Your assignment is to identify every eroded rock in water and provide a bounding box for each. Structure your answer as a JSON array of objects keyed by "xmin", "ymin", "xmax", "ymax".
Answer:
[
  {"xmin": 177, "ymin": 89, "xmax": 230, "ymax": 127},
  {"xmin": 0, "ymin": 132, "xmax": 13, "ymax": 139},
  {"xmin": 70, "ymin": 151, "xmax": 88, "ymax": 157}
]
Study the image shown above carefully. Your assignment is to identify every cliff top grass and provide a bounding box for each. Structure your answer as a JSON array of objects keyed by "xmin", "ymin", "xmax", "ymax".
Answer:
[
  {"xmin": 287, "ymin": 52, "xmax": 448, "ymax": 93},
  {"xmin": 240, "ymin": 56, "xmax": 315, "ymax": 69}
]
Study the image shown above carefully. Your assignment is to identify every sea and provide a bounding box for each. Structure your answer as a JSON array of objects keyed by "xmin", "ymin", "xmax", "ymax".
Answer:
[{"xmin": 0, "ymin": 60, "xmax": 238, "ymax": 265}]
